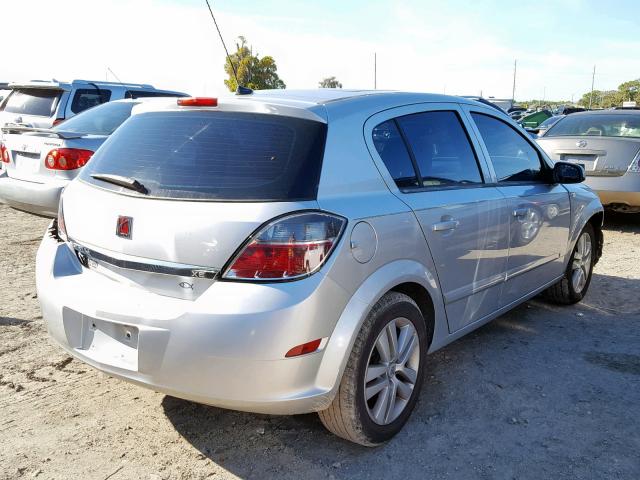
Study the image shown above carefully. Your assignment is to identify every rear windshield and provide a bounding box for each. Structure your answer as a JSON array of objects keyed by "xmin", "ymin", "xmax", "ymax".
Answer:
[
  {"xmin": 546, "ymin": 114, "xmax": 640, "ymax": 138},
  {"xmin": 4, "ymin": 88, "xmax": 61, "ymax": 117},
  {"xmin": 54, "ymin": 101, "xmax": 135, "ymax": 136},
  {"xmin": 80, "ymin": 111, "xmax": 327, "ymax": 201}
]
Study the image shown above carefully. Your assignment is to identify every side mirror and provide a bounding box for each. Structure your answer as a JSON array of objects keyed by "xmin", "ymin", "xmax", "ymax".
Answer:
[{"xmin": 553, "ymin": 161, "xmax": 585, "ymax": 184}]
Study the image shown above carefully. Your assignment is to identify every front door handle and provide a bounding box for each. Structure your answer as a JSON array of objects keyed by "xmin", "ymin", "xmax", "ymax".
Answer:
[
  {"xmin": 513, "ymin": 207, "xmax": 528, "ymax": 218},
  {"xmin": 432, "ymin": 219, "xmax": 459, "ymax": 232}
]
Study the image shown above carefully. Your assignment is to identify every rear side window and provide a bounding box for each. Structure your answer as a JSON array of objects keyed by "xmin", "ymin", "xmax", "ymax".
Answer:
[
  {"xmin": 80, "ymin": 111, "xmax": 327, "ymax": 201},
  {"xmin": 4, "ymin": 88, "xmax": 61, "ymax": 117},
  {"xmin": 397, "ymin": 111, "xmax": 483, "ymax": 187},
  {"xmin": 372, "ymin": 120, "xmax": 419, "ymax": 188},
  {"xmin": 54, "ymin": 101, "xmax": 135, "ymax": 136},
  {"xmin": 471, "ymin": 112, "xmax": 544, "ymax": 183},
  {"xmin": 71, "ymin": 88, "xmax": 112, "ymax": 114}
]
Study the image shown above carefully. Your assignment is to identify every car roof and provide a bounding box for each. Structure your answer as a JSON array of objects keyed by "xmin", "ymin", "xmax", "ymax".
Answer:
[
  {"xmin": 7, "ymin": 80, "xmax": 165, "ymax": 90},
  {"xmin": 131, "ymin": 89, "xmax": 504, "ymax": 124}
]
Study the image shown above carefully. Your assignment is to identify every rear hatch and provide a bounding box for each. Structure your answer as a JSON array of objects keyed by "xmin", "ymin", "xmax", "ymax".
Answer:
[
  {"xmin": 538, "ymin": 113, "xmax": 640, "ymax": 176},
  {"xmin": 1, "ymin": 87, "xmax": 64, "ymax": 128},
  {"xmin": 63, "ymin": 106, "xmax": 328, "ymax": 300}
]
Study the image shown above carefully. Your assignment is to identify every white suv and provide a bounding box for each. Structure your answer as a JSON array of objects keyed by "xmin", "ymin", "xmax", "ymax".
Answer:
[{"xmin": 0, "ymin": 79, "xmax": 187, "ymax": 129}]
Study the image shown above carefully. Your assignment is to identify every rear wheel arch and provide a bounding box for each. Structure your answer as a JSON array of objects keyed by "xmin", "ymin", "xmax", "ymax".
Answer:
[{"xmin": 389, "ymin": 282, "xmax": 435, "ymax": 349}]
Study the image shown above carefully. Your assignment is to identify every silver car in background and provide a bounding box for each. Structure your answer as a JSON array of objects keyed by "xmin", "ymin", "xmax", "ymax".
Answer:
[
  {"xmin": 0, "ymin": 100, "xmax": 140, "ymax": 216},
  {"xmin": 537, "ymin": 109, "xmax": 640, "ymax": 212},
  {"xmin": 37, "ymin": 90, "xmax": 603, "ymax": 446}
]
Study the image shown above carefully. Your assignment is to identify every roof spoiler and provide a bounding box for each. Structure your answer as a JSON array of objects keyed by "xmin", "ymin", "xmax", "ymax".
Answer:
[{"xmin": 1, "ymin": 125, "xmax": 84, "ymax": 139}]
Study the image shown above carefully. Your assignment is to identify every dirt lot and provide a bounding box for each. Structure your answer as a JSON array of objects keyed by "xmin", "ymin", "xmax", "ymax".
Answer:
[{"xmin": 1, "ymin": 204, "xmax": 639, "ymax": 480}]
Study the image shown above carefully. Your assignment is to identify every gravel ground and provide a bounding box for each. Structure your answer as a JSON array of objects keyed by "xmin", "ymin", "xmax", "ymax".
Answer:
[{"xmin": 1, "ymin": 204, "xmax": 639, "ymax": 480}]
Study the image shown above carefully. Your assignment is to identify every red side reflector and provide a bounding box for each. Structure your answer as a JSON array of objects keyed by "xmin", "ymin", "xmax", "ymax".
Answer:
[
  {"xmin": 52, "ymin": 118, "xmax": 65, "ymax": 127},
  {"xmin": 177, "ymin": 97, "xmax": 218, "ymax": 107},
  {"xmin": 285, "ymin": 339, "xmax": 322, "ymax": 358}
]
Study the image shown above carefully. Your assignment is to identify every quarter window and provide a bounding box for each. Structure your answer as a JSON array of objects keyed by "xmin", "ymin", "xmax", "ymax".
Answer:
[
  {"xmin": 397, "ymin": 111, "xmax": 483, "ymax": 187},
  {"xmin": 372, "ymin": 120, "xmax": 419, "ymax": 188},
  {"xmin": 471, "ymin": 112, "xmax": 544, "ymax": 183},
  {"xmin": 71, "ymin": 89, "xmax": 112, "ymax": 114}
]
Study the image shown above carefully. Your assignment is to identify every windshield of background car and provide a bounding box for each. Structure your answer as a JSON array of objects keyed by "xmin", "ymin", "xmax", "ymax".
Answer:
[
  {"xmin": 545, "ymin": 114, "xmax": 640, "ymax": 138},
  {"xmin": 80, "ymin": 111, "xmax": 328, "ymax": 201},
  {"xmin": 4, "ymin": 88, "xmax": 61, "ymax": 117},
  {"xmin": 54, "ymin": 101, "xmax": 135, "ymax": 136}
]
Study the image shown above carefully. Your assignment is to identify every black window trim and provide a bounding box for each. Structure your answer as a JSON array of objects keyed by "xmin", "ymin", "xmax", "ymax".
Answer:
[
  {"xmin": 390, "ymin": 109, "xmax": 487, "ymax": 194},
  {"xmin": 469, "ymin": 109, "xmax": 553, "ymax": 185}
]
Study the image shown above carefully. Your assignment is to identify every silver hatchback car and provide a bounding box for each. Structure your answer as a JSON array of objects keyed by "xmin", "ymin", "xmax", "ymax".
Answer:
[{"xmin": 36, "ymin": 90, "xmax": 604, "ymax": 446}]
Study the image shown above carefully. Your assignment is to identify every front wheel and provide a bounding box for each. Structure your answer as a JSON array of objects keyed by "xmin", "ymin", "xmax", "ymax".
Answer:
[
  {"xmin": 318, "ymin": 292, "xmax": 427, "ymax": 446},
  {"xmin": 544, "ymin": 223, "xmax": 595, "ymax": 305}
]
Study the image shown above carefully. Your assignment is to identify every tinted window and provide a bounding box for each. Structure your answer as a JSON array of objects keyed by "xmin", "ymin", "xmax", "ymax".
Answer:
[
  {"xmin": 397, "ymin": 111, "xmax": 482, "ymax": 187},
  {"xmin": 81, "ymin": 111, "xmax": 327, "ymax": 201},
  {"xmin": 472, "ymin": 112, "xmax": 543, "ymax": 183},
  {"xmin": 54, "ymin": 101, "xmax": 135, "ymax": 136},
  {"xmin": 372, "ymin": 120, "xmax": 419, "ymax": 188},
  {"xmin": 545, "ymin": 113, "xmax": 640, "ymax": 138},
  {"xmin": 71, "ymin": 88, "xmax": 112, "ymax": 114},
  {"xmin": 4, "ymin": 88, "xmax": 61, "ymax": 117},
  {"xmin": 125, "ymin": 90, "xmax": 186, "ymax": 99}
]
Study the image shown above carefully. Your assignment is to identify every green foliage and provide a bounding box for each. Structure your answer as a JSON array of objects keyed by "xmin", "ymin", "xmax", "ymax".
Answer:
[
  {"xmin": 319, "ymin": 76, "xmax": 342, "ymax": 88},
  {"xmin": 224, "ymin": 36, "xmax": 286, "ymax": 92}
]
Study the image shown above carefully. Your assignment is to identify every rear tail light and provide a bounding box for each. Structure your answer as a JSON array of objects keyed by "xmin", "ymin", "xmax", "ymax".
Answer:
[
  {"xmin": 223, "ymin": 212, "xmax": 347, "ymax": 281},
  {"xmin": 52, "ymin": 118, "xmax": 65, "ymax": 127},
  {"xmin": 0, "ymin": 143, "xmax": 9, "ymax": 163},
  {"xmin": 177, "ymin": 97, "xmax": 218, "ymax": 107},
  {"xmin": 629, "ymin": 149, "xmax": 640, "ymax": 173},
  {"xmin": 57, "ymin": 200, "xmax": 68, "ymax": 242},
  {"xmin": 45, "ymin": 148, "xmax": 93, "ymax": 170}
]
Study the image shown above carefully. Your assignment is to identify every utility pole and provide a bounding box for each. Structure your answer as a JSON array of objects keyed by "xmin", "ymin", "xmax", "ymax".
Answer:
[
  {"xmin": 374, "ymin": 52, "xmax": 377, "ymax": 90},
  {"xmin": 589, "ymin": 65, "xmax": 596, "ymax": 109},
  {"xmin": 511, "ymin": 59, "xmax": 517, "ymax": 103}
]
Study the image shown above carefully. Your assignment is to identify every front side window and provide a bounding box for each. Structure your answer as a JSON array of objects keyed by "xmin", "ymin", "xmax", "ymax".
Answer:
[
  {"xmin": 471, "ymin": 112, "xmax": 544, "ymax": 183},
  {"xmin": 397, "ymin": 111, "xmax": 483, "ymax": 187},
  {"xmin": 71, "ymin": 89, "xmax": 112, "ymax": 114},
  {"xmin": 372, "ymin": 120, "xmax": 419, "ymax": 188}
]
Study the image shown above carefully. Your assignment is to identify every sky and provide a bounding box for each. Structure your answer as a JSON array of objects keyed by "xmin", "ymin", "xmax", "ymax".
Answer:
[{"xmin": 3, "ymin": 0, "xmax": 639, "ymax": 101}]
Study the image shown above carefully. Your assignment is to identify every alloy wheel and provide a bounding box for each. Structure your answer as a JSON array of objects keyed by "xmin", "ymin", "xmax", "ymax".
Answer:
[
  {"xmin": 571, "ymin": 231, "xmax": 592, "ymax": 293},
  {"xmin": 364, "ymin": 317, "xmax": 420, "ymax": 425}
]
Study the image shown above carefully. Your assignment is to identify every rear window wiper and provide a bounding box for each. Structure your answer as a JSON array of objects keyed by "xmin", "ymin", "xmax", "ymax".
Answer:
[{"xmin": 91, "ymin": 173, "xmax": 148, "ymax": 195}]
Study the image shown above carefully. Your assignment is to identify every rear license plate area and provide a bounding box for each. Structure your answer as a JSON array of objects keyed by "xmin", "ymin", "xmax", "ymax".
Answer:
[
  {"xmin": 70, "ymin": 312, "xmax": 139, "ymax": 371},
  {"xmin": 562, "ymin": 154, "xmax": 597, "ymax": 171},
  {"xmin": 14, "ymin": 152, "xmax": 41, "ymax": 174}
]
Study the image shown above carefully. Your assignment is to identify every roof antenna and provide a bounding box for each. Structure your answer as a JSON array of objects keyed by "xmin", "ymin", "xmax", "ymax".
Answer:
[{"xmin": 204, "ymin": 0, "xmax": 252, "ymax": 96}]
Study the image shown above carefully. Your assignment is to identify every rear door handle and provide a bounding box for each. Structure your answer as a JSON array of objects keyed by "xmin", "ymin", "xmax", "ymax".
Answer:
[
  {"xmin": 513, "ymin": 207, "xmax": 528, "ymax": 218},
  {"xmin": 432, "ymin": 219, "xmax": 459, "ymax": 232}
]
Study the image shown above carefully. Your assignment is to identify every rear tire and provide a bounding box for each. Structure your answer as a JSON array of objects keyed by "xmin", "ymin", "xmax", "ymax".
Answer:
[
  {"xmin": 318, "ymin": 292, "xmax": 427, "ymax": 446},
  {"xmin": 544, "ymin": 223, "xmax": 595, "ymax": 305}
]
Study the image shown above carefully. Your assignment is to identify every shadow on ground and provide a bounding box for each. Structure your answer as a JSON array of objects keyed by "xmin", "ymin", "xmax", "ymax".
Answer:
[
  {"xmin": 602, "ymin": 211, "xmax": 640, "ymax": 233},
  {"xmin": 163, "ymin": 278, "xmax": 640, "ymax": 479}
]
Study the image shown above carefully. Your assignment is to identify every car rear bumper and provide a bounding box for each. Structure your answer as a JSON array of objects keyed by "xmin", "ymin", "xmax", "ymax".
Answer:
[
  {"xmin": 36, "ymin": 226, "xmax": 351, "ymax": 414},
  {"xmin": 585, "ymin": 172, "xmax": 640, "ymax": 209},
  {"xmin": 0, "ymin": 172, "xmax": 65, "ymax": 217}
]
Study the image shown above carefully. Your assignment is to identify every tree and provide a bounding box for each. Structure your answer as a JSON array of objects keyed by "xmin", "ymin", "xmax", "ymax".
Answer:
[
  {"xmin": 224, "ymin": 36, "xmax": 286, "ymax": 92},
  {"xmin": 618, "ymin": 79, "xmax": 640, "ymax": 102},
  {"xmin": 319, "ymin": 76, "xmax": 342, "ymax": 88}
]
